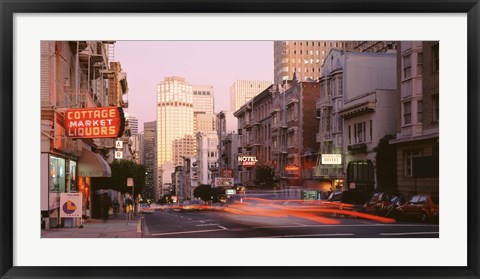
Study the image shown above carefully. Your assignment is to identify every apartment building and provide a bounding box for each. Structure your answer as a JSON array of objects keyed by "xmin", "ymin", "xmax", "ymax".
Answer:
[
  {"xmin": 390, "ymin": 41, "xmax": 439, "ymax": 200},
  {"xmin": 41, "ymin": 41, "xmax": 127, "ymax": 226},
  {"xmin": 315, "ymin": 49, "xmax": 397, "ymax": 195}
]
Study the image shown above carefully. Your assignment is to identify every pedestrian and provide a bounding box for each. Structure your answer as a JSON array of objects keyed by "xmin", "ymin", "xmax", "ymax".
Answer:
[
  {"xmin": 112, "ymin": 197, "xmax": 119, "ymax": 216},
  {"xmin": 101, "ymin": 193, "xmax": 112, "ymax": 222}
]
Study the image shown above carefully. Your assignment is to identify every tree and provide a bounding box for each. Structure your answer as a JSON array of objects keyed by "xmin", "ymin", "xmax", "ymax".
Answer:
[
  {"xmin": 92, "ymin": 160, "xmax": 146, "ymax": 194},
  {"xmin": 193, "ymin": 184, "xmax": 213, "ymax": 202},
  {"xmin": 374, "ymin": 134, "xmax": 397, "ymax": 190},
  {"xmin": 254, "ymin": 166, "xmax": 275, "ymax": 189},
  {"xmin": 158, "ymin": 194, "xmax": 172, "ymax": 204}
]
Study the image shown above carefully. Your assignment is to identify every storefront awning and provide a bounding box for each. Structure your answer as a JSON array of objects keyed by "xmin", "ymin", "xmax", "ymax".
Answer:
[{"xmin": 78, "ymin": 148, "xmax": 111, "ymax": 177}]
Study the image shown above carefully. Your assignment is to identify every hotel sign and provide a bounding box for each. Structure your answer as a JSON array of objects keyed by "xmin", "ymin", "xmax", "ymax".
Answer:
[
  {"xmin": 321, "ymin": 154, "xmax": 342, "ymax": 165},
  {"xmin": 64, "ymin": 107, "xmax": 124, "ymax": 139},
  {"xmin": 238, "ymin": 155, "xmax": 258, "ymax": 166}
]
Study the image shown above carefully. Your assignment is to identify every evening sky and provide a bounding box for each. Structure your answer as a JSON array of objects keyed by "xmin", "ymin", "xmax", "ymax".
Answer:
[{"xmin": 115, "ymin": 41, "xmax": 274, "ymax": 132}]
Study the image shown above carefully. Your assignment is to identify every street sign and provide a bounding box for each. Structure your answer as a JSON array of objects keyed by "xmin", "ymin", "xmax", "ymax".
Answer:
[
  {"xmin": 127, "ymin": 177, "xmax": 134, "ymax": 187},
  {"xmin": 226, "ymin": 189, "xmax": 236, "ymax": 195},
  {"xmin": 214, "ymin": 177, "xmax": 234, "ymax": 187},
  {"xmin": 115, "ymin": 151, "xmax": 123, "ymax": 159},
  {"xmin": 115, "ymin": 140, "xmax": 123, "ymax": 149}
]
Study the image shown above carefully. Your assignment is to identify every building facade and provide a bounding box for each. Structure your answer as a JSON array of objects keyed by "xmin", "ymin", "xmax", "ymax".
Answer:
[
  {"xmin": 390, "ymin": 41, "xmax": 439, "ymax": 200},
  {"xmin": 156, "ymin": 76, "xmax": 194, "ymax": 196},
  {"xmin": 193, "ymin": 85, "xmax": 215, "ymax": 133},
  {"xmin": 234, "ymin": 85, "xmax": 274, "ymax": 185},
  {"xmin": 274, "ymin": 41, "xmax": 398, "ymax": 85},
  {"xmin": 41, "ymin": 41, "xmax": 127, "ymax": 227},
  {"xmin": 229, "ymin": 80, "xmax": 272, "ymax": 112},
  {"xmin": 143, "ymin": 121, "xmax": 156, "ymax": 201},
  {"xmin": 315, "ymin": 49, "xmax": 397, "ymax": 196},
  {"xmin": 195, "ymin": 131, "xmax": 219, "ymax": 186},
  {"xmin": 273, "ymin": 79, "xmax": 320, "ymax": 191},
  {"xmin": 274, "ymin": 41, "xmax": 352, "ymax": 84}
]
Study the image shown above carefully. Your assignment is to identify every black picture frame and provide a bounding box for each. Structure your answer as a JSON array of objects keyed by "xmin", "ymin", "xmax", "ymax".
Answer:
[{"xmin": 1, "ymin": 1, "xmax": 479, "ymax": 278}]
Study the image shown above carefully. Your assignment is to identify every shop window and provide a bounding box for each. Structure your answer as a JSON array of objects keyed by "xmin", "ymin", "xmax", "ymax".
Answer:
[{"xmin": 49, "ymin": 156, "xmax": 66, "ymax": 193}]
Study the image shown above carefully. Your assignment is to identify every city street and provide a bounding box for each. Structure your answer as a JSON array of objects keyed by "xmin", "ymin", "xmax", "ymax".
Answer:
[{"xmin": 142, "ymin": 208, "xmax": 439, "ymax": 238}]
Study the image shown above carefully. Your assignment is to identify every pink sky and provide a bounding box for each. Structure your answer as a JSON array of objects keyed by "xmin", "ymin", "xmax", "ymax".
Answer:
[{"xmin": 114, "ymin": 41, "xmax": 274, "ymax": 132}]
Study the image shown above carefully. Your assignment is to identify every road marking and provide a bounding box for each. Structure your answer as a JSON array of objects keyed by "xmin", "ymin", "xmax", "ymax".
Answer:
[
  {"xmin": 251, "ymin": 224, "xmax": 438, "ymax": 229},
  {"xmin": 380, "ymin": 232, "xmax": 440, "ymax": 236},
  {"xmin": 292, "ymin": 222, "xmax": 307, "ymax": 226},
  {"xmin": 268, "ymin": 233, "xmax": 355, "ymax": 238},
  {"xmin": 218, "ymin": 226, "xmax": 228, "ymax": 230},
  {"xmin": 196, "ymin": 223, "xmax": 219, "ymax": 227},
  {"xmin": 151, "ymin": 228, "xmax": 227, "ymax": 236}
]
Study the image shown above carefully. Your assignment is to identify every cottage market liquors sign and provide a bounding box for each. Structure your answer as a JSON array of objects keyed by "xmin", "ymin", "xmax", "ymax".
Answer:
[{"xmin": 64, "ymin": 107, "xmax": 125, "ymax": 138}]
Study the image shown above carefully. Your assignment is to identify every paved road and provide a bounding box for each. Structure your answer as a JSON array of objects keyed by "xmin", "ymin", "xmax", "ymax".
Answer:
[{"xmin": 142, "ymin": 209, "xmax": 439, "ymax": 238}]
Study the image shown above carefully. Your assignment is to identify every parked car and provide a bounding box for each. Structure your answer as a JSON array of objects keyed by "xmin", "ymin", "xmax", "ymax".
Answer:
[
  {"xmin": 364, "ymin": 192, "xmax": 406, "ymax": 216},
  {"xmin": 326, "ymin": 190, "xmax": 368, "ymax": 213},
  {"xmin": 326, "ymin": 191, "xmax": 342, "ymax": 202},
  {"xmin": 395, "ymin": 194, "xmax": 439, "ymax": 223}
]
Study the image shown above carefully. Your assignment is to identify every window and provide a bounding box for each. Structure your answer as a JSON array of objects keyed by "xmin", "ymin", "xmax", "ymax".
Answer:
[
  {"xmin": 432, "ymin": 44, "xmax": 439, "ymax": 73},
  {"xmin": 417, "ymin": 100, "xmax": 423, "ymax": 123},
  {"xmin": 403, "ymin": 54, "xmax": 412, "ymax": 79},
  {"xmin": 405, "ymin": 149, "xmax": 422, "ymax": 176},
  {"xmin": 432, "ymin": 94, "xmax": 439, "ymax": 122},
  {"xmin": 369, "ymin": 120, "xmax": 373, "ymax": 141},
  {"xmin": 417, "ymin": 53, "xmax": 423, "ymax": 75},
  {"xmin": 353, "ymin": 122, "xmax": 366, "ymax": 143},
  {"xmin": 338, "ymin": 77, "xmax": 343, "ymax": 95},
  {"xmin": 348, "ymin": 125, "xmax": 351, "ymax": 144},
  {"xmin": 403, "ymin": 102, "xmax": 412, "ymax": 125}
]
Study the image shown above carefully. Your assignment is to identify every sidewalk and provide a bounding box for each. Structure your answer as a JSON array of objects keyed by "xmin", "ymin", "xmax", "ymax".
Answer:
[{"xmin": 41, "ymin": 212, "xmax": 143, "ymax": 238}]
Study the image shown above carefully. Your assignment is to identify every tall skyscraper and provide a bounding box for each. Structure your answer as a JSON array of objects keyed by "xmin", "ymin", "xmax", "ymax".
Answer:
[
  {"xmin": 274, "ymin": 41, "xmax": 350, "ymax": 84},
  {"xmin": 192, "ymin": 85, "xmax": 214, "ymax": 113},
  {"xmin": 156, "ymin": 76, "xmax": 194, "ymax": 168},
  {"xmin": 230, "ymin": 80, "xmax": 272, "ymax": 112},
  {"xmin": 192, "ymin": 85, "xmax": 215, "ymax": 132},
  {"xmin": 143, "ymin": 121, "xmax": 156, "ymax": 201},
  {"xmin": 274, "ymin": 41, "xmax": 398, "ymax": 84}
]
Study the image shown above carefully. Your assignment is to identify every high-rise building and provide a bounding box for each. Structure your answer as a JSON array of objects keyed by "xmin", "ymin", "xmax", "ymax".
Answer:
[
  {"xmin": 156, "ymin": 76, "xmax": 194, "ymax": 165},
  {"xmin": 192, "ymin": 85, "xmax": 214, "ymax": 113},
  {"xmin": 156, "ymin": 76, "xmax": 195, "ymax": 196},
  {"xmin": 273, "ymin": 41, "xmax": 397, "ymax": 85},
  {"xmin": 192, "ymin": 85, "xmax": 215, "ymax": 132},
  {"xmin": 274, "ymin": 41, "xmax": 349, "ymax": 84},
  {"xmin": 230, "ymin": 80, "xmax": 272, "ymax": 112},
  {"xmin": 125, "ymin": 113, "xmax": 139, "ymax": 136},
  {"xmin": 143, "ymin": 121, "xmax": 156, "ymax": 201}
]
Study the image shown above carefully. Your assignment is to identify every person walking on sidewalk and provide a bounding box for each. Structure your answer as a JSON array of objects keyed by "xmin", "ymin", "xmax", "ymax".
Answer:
[
  {"xmin": 101, "ymin": 193, "xmax": 112, "ymax": 222},
  {"xmin": 112, "ymin": 197, "xmax": 119, "ymax": 216}
]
